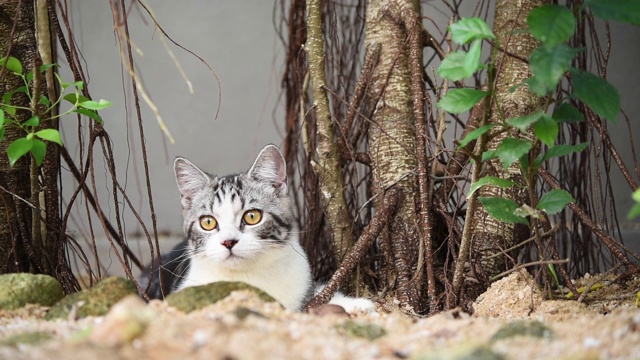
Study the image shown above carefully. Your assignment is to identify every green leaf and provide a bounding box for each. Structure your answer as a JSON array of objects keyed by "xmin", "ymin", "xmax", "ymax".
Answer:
[
  {"xmin": 0, "ymin": 109, "xmax": 4, "ymax": 128},
  {"xmin": 468, "ymin": 176, "xmax": 517, "ymax": 197},
  {"xmin": 495, "ymin": 137, "xmax": 533, "ymax": 169},
  {"xmin": 628, "ymin": 189, "xmax": 640, "ymax": 220},
  {"xmin": 35, "ymin": 129, "xmax": 63, "ymax": 146},
  {"xmin": 570, "ymin": 68, "xmax": 620, "ymax": 122},
  {"xmin": 479, "ymin": 197, "xmax": 529, "ymax": 225},
  {"xmin": 585, "ymin": 0, "xmax": 640, "ymax": 26},
  {"xmin": 458, "ymin": 124, "xmax": 496, "ymax": 149},
  {"xmin": 0, "ymin": 127, "xmax": 4, "ymax": 143},
  {"xmin": 7, "ymin": 137, "xmax": 33, "ymax": 167},
  {"xmin": 463, "ymin": 40, "xmax": 484, "ymax": 76},
  {"xmin": 541, "ymin": 142, "xmax": 589, "ymax": 162},
  {"xmin": 63, "ymin": 93, "xmax": 90, "ymax": 104},
  {"xmin": 437, "ymin": 89, "xmax": 489, "ymax": 114},
  {"xmin": 450, "ymin": 18, "xmax": 495, "ymax": 45},
  {"xmin": 481, "ymin": 149, "xmax": 498, "ymax": 162},
  {"xmin": 536, "ymin": 189, "xmax": 575, "ymax": 214},
  {"xmin": 22, "ymin": 115, "xmax": 40, "ymax": 127},
  {"xmin": 30, "ymin": 139, "xmax": 46, "ymax": 166},
  {"xmin": 552, "ymin": 103, "xmax": 584, "ymax": 123},
  {"xmin": 527, "ymin": 5, "xmax": 576, "ymax": 47},
  {"xmin": 39, "ymin": 95, "xmax": 51, "ymax": 107},
  {"xmin": 508, "ymin": 110, "xmax": 544, "ymax": 132},
  {"xmin": 39, "ymin": 63, "xmax": 57, "ymax": 72},
  {"xmin": 78, "ymin": 99, "xmax": 112, "ymax": 111},
  {"xmin": 437, "ymin": 52, "xmax": 471, "ymax": 81},
  {"xmin": 3, "ymin": 104, "xmax": 16, "ymax": 116},
  {"xmin": 73, "ymin": 108, "xmax": 104, "ymax": 125},
  {"xmin": 529, "ymin": 44, "xmax": 579, "ymax": 91},
  {"xmin": 0, "ymin": 56, "xmax": 23, "ymax": 74},
  {"xmin": 534, "ymin": 114, "xmax": 558, "ymax": 146},
  {"xmin": 522, "ymin": 76, "xmax": 549, "ymax": 97}
]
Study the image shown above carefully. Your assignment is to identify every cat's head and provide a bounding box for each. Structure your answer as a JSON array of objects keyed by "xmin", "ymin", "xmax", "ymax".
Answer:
[{"xmin": 174, "ymin": 144, "xmax": 296, "ymax": 268}]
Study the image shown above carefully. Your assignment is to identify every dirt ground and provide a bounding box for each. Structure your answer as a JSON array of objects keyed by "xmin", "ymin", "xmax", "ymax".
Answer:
[{"xmin": 0, "ymin": 269, "xmax": 639, "ymax": 360}]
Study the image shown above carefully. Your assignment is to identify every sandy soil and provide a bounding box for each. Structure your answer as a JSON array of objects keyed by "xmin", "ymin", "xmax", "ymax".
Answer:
[{"xmin": 0, "ymin": 269, "xmax": 639, "ymax": 360}]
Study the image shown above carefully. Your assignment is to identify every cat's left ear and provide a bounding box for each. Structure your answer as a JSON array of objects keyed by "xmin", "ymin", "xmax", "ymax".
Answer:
[{"xmin": 248, "ymin": 144, "xmax": 287, "ymax": 193}]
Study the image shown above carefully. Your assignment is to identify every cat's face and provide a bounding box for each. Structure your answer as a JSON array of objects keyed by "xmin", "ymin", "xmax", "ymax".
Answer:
[{"xmin": 174, "ymin": 145, "xmax": 296, "ymax": 269}]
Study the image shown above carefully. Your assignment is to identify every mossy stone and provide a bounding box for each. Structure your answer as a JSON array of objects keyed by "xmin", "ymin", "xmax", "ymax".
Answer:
[
  {"xmin": 0, "ymin": 273, "xmax": 64, "ymax": 310},
  {"xmin": 45, "ymin": 277, "xmax": 137, "ymax": 320},
  {"xmin": 0, "ymin": 332, "xmax": 52, "ymax": 347},
  {"xmin": 164, "ymin": 281, "xmax": 276, "ymax": 313},
  {"xmin": 491, "ymin": 320, "xmax": 553, "ymax": 342},
  {"xmin": 414, "ymin": 344, "xmax": 504, "ymax": 360},
  {"xmin": 336, "ymin": 319, "xmax": 387, "ymax": 341}
]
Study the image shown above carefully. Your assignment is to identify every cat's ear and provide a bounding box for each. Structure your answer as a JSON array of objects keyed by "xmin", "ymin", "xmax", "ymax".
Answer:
[
  {"xmin": 248, "ymin": 144, "xmax": 287, "ymax": 193},
  {"xmin": 174, "ymin": 157, "xmax": 210, "ymax": 206}
]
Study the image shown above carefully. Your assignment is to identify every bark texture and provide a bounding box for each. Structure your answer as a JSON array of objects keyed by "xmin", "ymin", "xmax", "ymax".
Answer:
[
  {"xmin": 470, "ymin": 0, "xmax": 547, "ymax": 285},
  {"xmin": 366, "ymin": 0, "xmax": 423, "ymax": 314}
]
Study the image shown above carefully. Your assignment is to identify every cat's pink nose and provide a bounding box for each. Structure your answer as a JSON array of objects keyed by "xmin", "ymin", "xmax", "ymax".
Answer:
[{"xmin": 221, "ymin": 239, "xmax": 238, "ymax": 249}]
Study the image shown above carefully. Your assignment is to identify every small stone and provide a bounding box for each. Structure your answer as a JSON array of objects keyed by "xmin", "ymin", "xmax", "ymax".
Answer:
[
  {"xmin": 336, "ymin": 319, "xmax": 386, "ymax": 341},
  {"xmin": 310, "ymin": 304, "xmax": 348, "ymax": 317},
  {"xmin": 89, "ymin": 295, "xmax": 156, "ymax": 347},
  {"xmin": 414, "ymin": 344, "xmax": 503, "ymax": 360},
  {"xmin": 0, "ymin": 273, "xmax": 64, "ymax": 310},
  {"xmin": 491, "ymin": 320, "xmax": 553, "ymax": 342}
]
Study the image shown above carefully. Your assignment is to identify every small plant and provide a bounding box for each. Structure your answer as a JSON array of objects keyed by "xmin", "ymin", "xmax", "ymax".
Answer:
[{"xmin": 0, "ymin": 56, "xmax": 111, "ymax": 167}]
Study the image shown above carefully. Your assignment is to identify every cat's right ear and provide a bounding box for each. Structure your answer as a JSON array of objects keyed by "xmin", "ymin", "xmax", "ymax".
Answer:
[{"xmin": 174, "ymin": 157, "xmax": 210, "ymax": 207}]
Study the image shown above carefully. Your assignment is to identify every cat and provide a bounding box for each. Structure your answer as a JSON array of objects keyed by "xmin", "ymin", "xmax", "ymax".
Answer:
[{"xmin": 140, "ymin": 144, "xmax": 374, "ymax": 313}]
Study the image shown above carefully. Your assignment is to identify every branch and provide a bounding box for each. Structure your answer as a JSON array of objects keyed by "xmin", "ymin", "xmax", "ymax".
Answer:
[{"xmin": 303, "ymin": 188, "xmax": 403, "ymax": 311}]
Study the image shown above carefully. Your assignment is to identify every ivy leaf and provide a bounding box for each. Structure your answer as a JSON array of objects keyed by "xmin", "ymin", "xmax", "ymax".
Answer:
[
  {"xmin": 437, "ymin": 52, "xmax": 472, "ymax": 81},
  {"xmin": 7, "ymin": 137, "xmax": 33, "ymax": 167},
  {"xmin": 0, "ymin": 109, "xmax": 4, "ymax": 128},
  {"xmin": 63, "ymin": 93, "xmax": 91, "ymax": 104},
  {"xmin": 39, "ymin": 95, "xmax": 51, "ymax": 107},
  {"xmin": 30, "ymin": 139, "xmax": 46, "ymax": 166},
  {"xmin": 529, "ymin": 44, "xmax": 579, "ymax": 91},
  {"xmin": 585, "ymin": 0, "xmax": 640, "ymax": 26},
  {"xmin": 450, "ymin": 18, "xmax": 495, "ymax": 45},
  {"xmin": 495, "ymin": 137, "xmax": 533, "ymax": 169},
  {"xmin": 22, "ymin": 115, "xmax": 40, "ymax": 127},
  {"xmin": 463, "ymin": 40, "xmax": 484, "ymax": 77},
  {"xmin": 0, "ymin": 56, "xmax": 23, "ymax": 74},
  {"xmin": 457, "ymin": 124, "xmax": 496, "ymax": 149},
  {"xmin": 35, "ymin": 129, "xmax": 64, "ymax": 146},
  {"xmin": 570, "ymin": 68, "xmax": 620, "ymax": 122},
  {"xmin": 527, "ymin": 5, "xmax": 576, "ymax": 47},
  {"xmin": 508, "ymin": 110, "xmax": 543, "ymax": 132},
  {"xmin": 628, "ymin": 189, "xmax": 640, "ymax": 220},
  {"xmin": 437, "ymin": 89, "xmax": 489, "ymax": 114},
  {"xmin": 73, "ymin": 108, "xmax": 104, "ymax": 125},
  {"xmin": 479, "ymin": 197, "xmax": 529, "ymax": 225},
  {"xmin": 552, "ymin": 103, "xmax": 584, "ymax": 123},
  {"xmin": 541, "ymin": 142, "xmax": 589, "ymax": 163},
  {"xmin": 537, "ymin": 189, "xmax": 575, "ymax": 214},
  {"xmin": 534, "ymin": 114, "xmax": 558, "ymax": 146},
  {"xmin": 468, "ymin": 176, "xmax": 517, "ymax": 198},
  {"xmin": 522, "ymin": 76, "xmax": 549, "ymax": 97},
  {"xmin": 78, "ymin": 99, "xmax": 112, "ymax": 111}
]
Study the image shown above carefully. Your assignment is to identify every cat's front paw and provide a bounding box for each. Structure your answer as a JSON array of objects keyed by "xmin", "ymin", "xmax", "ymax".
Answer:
[{"xmin": 328, "ymin": 293, "xmax": 375, "ymax": 313}]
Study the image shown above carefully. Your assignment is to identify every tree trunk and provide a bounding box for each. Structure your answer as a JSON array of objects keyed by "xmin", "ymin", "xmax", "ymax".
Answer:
[
  {"xmin": 470, "ymin": 0, "xmax": 547, "ymax": 287},
  {"xmin": 365, "ymin": 0, "xmax": 424, "ymax": 314},
  {"xmin": 0, "ymin": 0, "xmax": 38, "ymax": 273}
]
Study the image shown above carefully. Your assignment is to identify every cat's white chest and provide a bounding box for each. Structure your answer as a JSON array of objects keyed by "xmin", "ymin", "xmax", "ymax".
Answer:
[{"xmin": 177, "ymin": 242, "xmax": 312, "ymax": 310}]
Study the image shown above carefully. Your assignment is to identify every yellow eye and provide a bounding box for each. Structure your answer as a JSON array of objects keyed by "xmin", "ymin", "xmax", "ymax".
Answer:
[
  {"xmin": 243, "ymin": 210, "xmax": 262, "ymax": 225},
  {"xmin": 199, "ymin": 216, "xmax": 217, "ymax": 231}
]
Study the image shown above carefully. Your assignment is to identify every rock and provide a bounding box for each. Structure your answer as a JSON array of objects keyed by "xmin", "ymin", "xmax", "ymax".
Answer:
[
  {"xmin": 336, "ymin": 319, "xmax": 386, "ymax": 340},
  {"xmin": 415, "ymin": 344, "xmax": 504, "ymax": 360},
  {"xmin": 0, "ymin": 273, "xmax": 64, "ymax": 310},
  {"xmin": 45, "ymin": 277, "xmax": 137, "ymax": 320},
  {"xmin": 89, "ymin": 295, "xmax": 157, "ymax": 347},
  {"xmin": 164, "ymin": 281, "xmax": 276, "ymax": 313},
  {"xmin": 491, "ymin": 320, "xmax": 553, "ymax": 342},
  {"xmin": 0, "ymin": 332, "xmax": 52, "ymax": 347},
  {"xmin": 473, "ymin": 269, "xmax": 543, "ymax": 319},
  {"xmin": 310, "ymin": 304, "xmax": 349, "ymax": 317}
]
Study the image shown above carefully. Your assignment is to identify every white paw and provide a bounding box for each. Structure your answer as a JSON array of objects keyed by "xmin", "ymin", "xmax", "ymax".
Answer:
[{"xmin": 328, "ymin": 292, "xmax": 375, "ymax": 313}]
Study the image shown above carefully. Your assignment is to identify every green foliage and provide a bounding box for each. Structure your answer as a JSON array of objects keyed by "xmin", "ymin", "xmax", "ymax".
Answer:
[
  {"xmin": 435, "ymin": 1, "xmax": 634, "ymax": 231},
  {"xmin": 0, "ymin": 56, "xmax": 110, "ymax": 167},
  {"xmin": 628, "ymin": 189, "xmax": 640, "ymax": 220}
]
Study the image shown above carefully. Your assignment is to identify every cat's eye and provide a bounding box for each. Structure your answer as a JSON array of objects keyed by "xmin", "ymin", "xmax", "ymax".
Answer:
[
  {"xmin": 242, "ymin": 209, "xmax": 262, "ymax": 225},
  {"xmin": 199, "ymin": 215, "xmax": 217, "ymax": 231}
]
